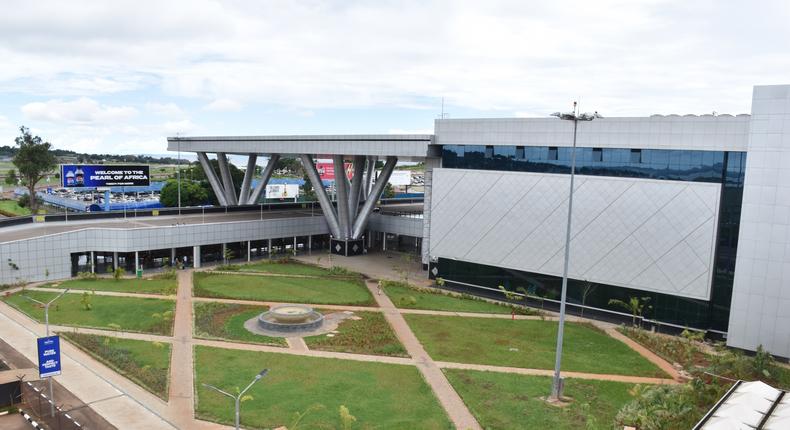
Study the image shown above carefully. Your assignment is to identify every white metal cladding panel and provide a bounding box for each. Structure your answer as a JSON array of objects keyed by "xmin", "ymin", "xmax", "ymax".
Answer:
[
  {"xmin": 434, "ymin": 115, "xmax": 750, "ymax": 152},
  {"xmin": 430, "ymin": 168, "xmax": 721, "ymax": 300},
  {"xmin": 0, "ymin": 217, "xmax": 331, "ymax": 284},
  {"xmin": 728, "ymin": 85, "xmax": 790, "ymax": 358}
]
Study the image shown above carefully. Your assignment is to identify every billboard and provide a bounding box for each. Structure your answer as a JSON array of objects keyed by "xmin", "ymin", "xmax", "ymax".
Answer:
[
  {"xmin": 388, "ymin": 170, "xmax": 412, "ymax": 186},
  {"xmin": 316, "ymin": 162, "xmax": 353, "ymax": 181},
  {"xmin": 61, "ymin": 164, "xmax": 150, "ymax": 187},
  {"xmin": 266, "ymin": 184, "xmax": 300, "ymax": 199}
]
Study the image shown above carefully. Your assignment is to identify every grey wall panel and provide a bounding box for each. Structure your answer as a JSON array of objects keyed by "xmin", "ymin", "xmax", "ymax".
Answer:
[
  {"xmin": 727, "ymin": 85, "xmax": 790, "ymax": 358},
  {"xmin": 367, "ymin": 214, "xmax": 423, "ymax": 237},
  {"xmin": 0, "ymin": 217, "xmax": 330, "ymax": 284},
  {"xmin": 429, "ymin": 168, "xmax": 721, "ymax": 300}
]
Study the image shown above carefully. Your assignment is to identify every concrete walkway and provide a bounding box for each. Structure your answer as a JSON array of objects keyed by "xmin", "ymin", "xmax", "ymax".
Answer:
[
  {"xmin": 2, "ymin": 263, "xmax": 684, "ymax": 429},
  {"xmin": 365, "ymin": 280, "xmax": 482, "ymax": 430}
]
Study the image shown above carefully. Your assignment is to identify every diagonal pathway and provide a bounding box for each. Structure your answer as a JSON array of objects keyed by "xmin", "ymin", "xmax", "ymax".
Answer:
[{"xmin": 364, "ymin": 280, "xmax": 482, "ymax": 430}]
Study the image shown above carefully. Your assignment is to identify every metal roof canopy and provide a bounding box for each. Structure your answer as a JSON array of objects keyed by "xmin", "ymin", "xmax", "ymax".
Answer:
[
  {"xmin": 167, "ymin": 134, "xmax": 438, "ymax": 160},
  {"xmin": 694, "ymin": 380, "xmax": 789, "ymax": 430}
]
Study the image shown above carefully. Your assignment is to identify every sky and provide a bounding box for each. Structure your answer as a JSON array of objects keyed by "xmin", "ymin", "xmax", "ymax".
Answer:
[{"xmin": 0, "ymin": 0, "xmax": 788, "ymax": 156}]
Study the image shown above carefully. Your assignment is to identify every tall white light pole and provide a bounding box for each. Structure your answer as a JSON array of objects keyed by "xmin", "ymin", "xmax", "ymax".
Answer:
[
  {"xmin": 202, "ymin": 369, "xmax": 268, "ymax": 430},
  {"xmin": 176, "ymin": 134, "xmax": 182, "ymax": 214},
  {"xmin": 23, "ymin": 289, "xmax": 70, "ymax": 417},
  {"xmin": 549, "ymin": 103, "xmax": 601, "ymax": 401}
]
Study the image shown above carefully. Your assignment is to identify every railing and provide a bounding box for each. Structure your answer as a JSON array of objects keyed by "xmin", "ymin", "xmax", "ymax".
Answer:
[
  {"xmin": 0, "ymin": 197, "xmax": 424, "ymax": 230},
  {"xmin": 19, "ymin": 380, "xmax": 91, "ymax": 430}
]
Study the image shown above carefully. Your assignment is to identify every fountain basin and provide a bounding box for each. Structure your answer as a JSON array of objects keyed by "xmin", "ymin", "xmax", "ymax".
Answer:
[{"xmin": 258, "ymin": 304, "xmax": 324, "ymax": 332}]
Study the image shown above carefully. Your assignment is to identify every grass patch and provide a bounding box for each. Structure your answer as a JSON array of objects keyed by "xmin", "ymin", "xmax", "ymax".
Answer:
[
  {"xmin": 40, "ymin": 276, "xmax": 177, "ymax": 295},
  {"xmin": 60, "ymin": 332, "xmax": 171, "ymax": 400},
  {"xmin": 304, "ymin": 311, "xmax": 408, "ymax": 357},
  {"xmin": 193, "ymin": 302, "xmax": 286, "ymax": 347},
  {"xmin": 445, "ymin": 368, "xmax": 636, "ymax": 430},
  {"xmin": 0, "ymin": 199, "xmax": 31, "ymax": 217},
  {"xmin": 195, "ymin": 346, "xmax": 451, "ymax": 429},
  {"xmin": 236, "ymin": 259, "xmax": 339, "ymax": 277},
  {"xmin": 4, "ymin": 291, "xmax": 175, "ymax": 335},
  {"xmin": 193, "ymin": 272, "xmax": 374, "ymax": 306},
  {"xmin": 382, "ymin": 281, "xmax": 537, "ymax": 315},
  {"xmin": 405, "ymin": 315, "xmax": 666, "ymax": 377}
]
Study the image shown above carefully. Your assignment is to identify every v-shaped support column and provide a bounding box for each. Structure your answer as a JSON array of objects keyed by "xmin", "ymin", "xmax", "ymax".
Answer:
[
  {"xmin": 247, "ymin": 154, "xmax": 280, "ymax": 204},
  {"xmin": 300, "ymin": 154, "xmax": 342, "ymax": 239},
  {"xmin": 238, "ymin": 154, "xmax": 257, "ymax": 204},
  {"xmin": 216, "ymin": 152, "xmax": 238, "ymax": 205},
  {"xmin": 197, "ymin": 152, "xmax": 229, "ymax": 206},
  {"xmin": 351, "ymin": 156, "xmax": 397, "ymax": 239}
]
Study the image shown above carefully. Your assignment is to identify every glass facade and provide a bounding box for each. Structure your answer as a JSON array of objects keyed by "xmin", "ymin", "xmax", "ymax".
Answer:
[{"xmin": 438, "ymin": 145, "xmax": 747, "ymax": 331}]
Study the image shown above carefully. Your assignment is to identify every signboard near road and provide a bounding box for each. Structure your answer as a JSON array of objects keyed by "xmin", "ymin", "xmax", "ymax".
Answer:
[
  {"xmin": 37, "ymin": 336, "xmax": 61, "ymax": 378},
  {"xmin": 61, "ymin": 164, "xmax": 150, "ymax": 188}
]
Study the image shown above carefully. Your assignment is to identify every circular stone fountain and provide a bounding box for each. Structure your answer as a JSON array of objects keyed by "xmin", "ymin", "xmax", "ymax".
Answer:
[{"xmin": 257, "ymin": 304, "xmax": 324, "ymax": 333}]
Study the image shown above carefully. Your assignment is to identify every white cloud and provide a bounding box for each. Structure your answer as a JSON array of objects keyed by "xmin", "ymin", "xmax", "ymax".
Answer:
[
  {"xmin": 145, "ymin": 102, "xmax": 186, "ymax": 118},
  {"xmin": 21, "ymin": 97, "xmax": 138, "ymax": 124},
  {"xmin": 203, "ymin": 99, "xmax": 242, "ymax": 112},
  {"xmin": 162, "ymin": 119, "xmax": 197, "ymax": 135}
]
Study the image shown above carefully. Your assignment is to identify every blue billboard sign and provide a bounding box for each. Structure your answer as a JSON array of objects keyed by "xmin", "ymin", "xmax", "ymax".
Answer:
[
  {"xmin": 61, "ymin": 164, "xmax": 150, "ymax": 188},
  {"xmin": 37, "ymin": 336, "xmax": 62, "ymax": 378}
]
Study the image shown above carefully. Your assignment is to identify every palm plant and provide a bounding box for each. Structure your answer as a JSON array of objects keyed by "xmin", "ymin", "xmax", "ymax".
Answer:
[{"xmin": 608, "ymin": 296, "xmax": 651, "ymax": 326}]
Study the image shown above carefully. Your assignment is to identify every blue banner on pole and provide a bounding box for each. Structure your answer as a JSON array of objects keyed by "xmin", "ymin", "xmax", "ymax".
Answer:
[{"xmin": 37, "ymin": 336, "xmax": 61, "ymax": 378}]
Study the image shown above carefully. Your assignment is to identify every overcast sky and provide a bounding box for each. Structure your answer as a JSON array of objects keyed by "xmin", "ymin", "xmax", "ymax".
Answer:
[{"xmin": 0, "ymin": 0, "xmax": 788, "ymax": 155}]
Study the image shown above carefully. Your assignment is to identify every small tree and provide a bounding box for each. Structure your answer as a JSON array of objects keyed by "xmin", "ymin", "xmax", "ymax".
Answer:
[
  {"xmin": 80, "ymin": 291, "xmax": 94, "ymax": 311},
  {"xmin": 339, "ymin": 405, "xmax": 356, "ymax": 430},
  {"xmin": 223, "ymin": 247, "xmax": 234, "ymax": 266},
  {"xmin": 4, "ymin": 169, "xmax": 17, "ymax": 185},
  {"xmin": 13, "ymin": 127, "xmax": 56, "ymax": 213},
  {"xmin": 580, "ymin": 282, "xmax": 597, "ymax": 318},
  {"xmin": 113, "ymin": 267, "xmax": 125, "ymax": 281},
  {"xmin": 609, "ymin": 296, "xmax": 651, "ymax": 326}
]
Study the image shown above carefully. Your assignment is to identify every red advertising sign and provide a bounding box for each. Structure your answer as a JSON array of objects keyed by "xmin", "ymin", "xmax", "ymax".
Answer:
[{"xmin": 316, "ymin": 162, "xmax": 354, "ymax": 181}]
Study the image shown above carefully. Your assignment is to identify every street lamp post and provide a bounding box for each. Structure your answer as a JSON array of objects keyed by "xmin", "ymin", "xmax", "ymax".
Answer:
[
  {"xmin": 549, "ymin": 103, "xmax": 600, "ymax": 401},
  {"xmin": 176, "ymin": 134, "xmax": 182, "ymax": 214},
  {"xmin": 202, "ymin": 369, "xmax": 268, "ymax": 430},
  {"xmin": 22, "ymin": 289, "xmax": 70, "ymax": 417}
]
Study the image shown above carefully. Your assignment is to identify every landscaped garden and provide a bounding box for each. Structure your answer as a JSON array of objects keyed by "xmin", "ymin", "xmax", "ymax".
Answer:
[
  {"xmin": 194, "ymin": 346, "xmax": 451, "ymax": 429},
  {"xmin": 445, "ymin": 369, "xmax": 636, "ymax": 430},
  {"xmin": 60, "ymin": 332, "xmax": 171, "ymax": 399},
  {"xmin": 304, "ymin": 310, "xmax": 408, "ymax": 357},
  {"xmin": 4, "ymin": 291, "xmax": 176, "ymax": 335},
  {"xmin": 193, "ymin": 272, "xmax": 374, "ymax": 306},
  {"xmin": 235, "ymin": 259, "xmax": 346, "ymax": 276},
  {"xmin": 40, "ymin": 274, "xmax": 177, "ymax": 295},
  {"xmin": 381, "ymin": 280, "xmax": 537, "ymax": 315},
  {"xmin": 193, "ymin": 301, "xmax": 287, "ymax": 347},
  {"xmin": 404, "ymin": 314, "xmax": 667, "ymax": 377}
]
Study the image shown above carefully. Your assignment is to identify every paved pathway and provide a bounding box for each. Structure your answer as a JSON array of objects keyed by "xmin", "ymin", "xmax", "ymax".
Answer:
[
  {"xmin": 365, "ymin": 280, "xmax": 482, "ymax": 430},
  {"xmin": 2, "ymin": 264, "xmax": 684, "ymax": 429}
]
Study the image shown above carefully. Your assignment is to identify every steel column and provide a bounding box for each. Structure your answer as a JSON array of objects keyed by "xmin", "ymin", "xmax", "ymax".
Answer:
[
  {"xmin": 334, "ymin": 155, "xmax": 351, "ymax": 239},
  {"xmin": 197, "ymin": 152, "xmax": 229, "ymax": 206},
  {"xmin": 248, "ymin": 154, "xmax": 280, "ymax": 204},
  {"xmin": 348, "ymin": 155, "xmax": 365, "ymax": 218},
  {"xmin": 217, "ymin": 152, "xmax": 238, "ymax": 205},
  {"xmin": 300, "ymin": 154, "xmax": 342, "ymax": 238},
  {"xmin": 351, "ymin": 156, "xmax": 397, "ymax": 239},
  {"xmin": 238, "ymin": 154, "xmax": 258, "ymax": 204}
]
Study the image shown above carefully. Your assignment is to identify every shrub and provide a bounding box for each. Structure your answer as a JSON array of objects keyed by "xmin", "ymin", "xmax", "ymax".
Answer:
[
  {"xmin": 154, "ymin": 269, "xmax": 177, "ymax": 280},
  {"xmin": 77, "ymin": 271, "xmax": 97, "ymax": 280},
  {"xmin": 113, "ymin": 267, "xmax": 125, "ymax": 281}
]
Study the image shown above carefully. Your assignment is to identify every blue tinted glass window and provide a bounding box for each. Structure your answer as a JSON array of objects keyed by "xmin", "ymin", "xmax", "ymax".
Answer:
[
  {"xmin": 548, "ymin": 147, "xmax": 558, "ymax": 160},
  {"xmin": 592, "ymin": 148, "xmax": 602, "ymax": 162},
  {"xmin": 515, "ymin": 146, "xmax": 525, "ymax": 159},
  {"xmin": 485, "ymin": 145, "xmax": 494, "ymax": 158},
  {"xmin": 630, "ymin": 149, "xmax": 642, "ymax": 163}
]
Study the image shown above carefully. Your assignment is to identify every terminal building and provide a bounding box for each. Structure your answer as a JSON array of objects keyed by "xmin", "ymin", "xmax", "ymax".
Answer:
[{"xmin": 1, "ymin": 84, "xmax": 789, "ymax": 359}]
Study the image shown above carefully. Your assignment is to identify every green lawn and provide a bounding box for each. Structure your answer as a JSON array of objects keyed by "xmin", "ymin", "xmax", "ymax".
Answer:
[
  {"xmin": 0, "ymin": 200, "xmax": 31, "ymax": 217},
  {"xmin": 60, "ymin": 332, "xmax": 171, "ymax": 400},
  {"xmin": 383, "ymin": 281, "xmax": 533, "ymax": 314},
  {"xmin": 193, "ymin": 272, "xmax": 374, "ymax": 306},
  {"xmin": 193, "ymin": 302, "xmax": 286, "ymax": 347},
  {"xmin": 195, "ymin": 346, "xmax": 451, "ymax": 429},
  {"xmin": 40, "ymin": 276, "xmax": 177, "ymax": 295},
  {"xmin": 445, "ymin": 369, "xmax": 636, "ymax": 430},
  {"xmin": 4, "ymin": 291, "xmax": 175, "ymax": 335},
  {"xmin": 404, "ymin": 315, "xmax": 666, "ymax": 377},
  {"xmin": 304, "ymin": 311, "xmax": 408, "ymax": 357},
  {"xmin": 237, "ymin": 260, "xmax": 337, "ymax": 276}
]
